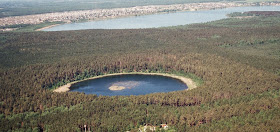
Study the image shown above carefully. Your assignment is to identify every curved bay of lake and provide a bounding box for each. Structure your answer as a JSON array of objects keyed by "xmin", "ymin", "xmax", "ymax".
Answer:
[
  {"xmin": 43, "ymin": 6, "xmax": 280, "ymax": 31},
  {"xmin": 70, "ymin": 74, "xmax": 188, "ymax": 96}
]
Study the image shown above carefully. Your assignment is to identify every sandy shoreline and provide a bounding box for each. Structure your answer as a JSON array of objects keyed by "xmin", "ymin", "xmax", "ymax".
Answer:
[
  {"xmin": 35, "ymin": 24, "xmax": 61, "ymax": 31},
  {"xmin": 53, "ymin": 72, "xmax": 197, "ymax": 93}
]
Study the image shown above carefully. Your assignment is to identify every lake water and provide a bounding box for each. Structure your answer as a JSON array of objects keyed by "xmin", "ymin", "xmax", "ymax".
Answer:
[
  {"xmin": 70, "ymin": 74, "xmax": 188, "ymax": 96},
  {"xmin": 43, "ymin": 6, "xmax": 280, "ymax": 31}
]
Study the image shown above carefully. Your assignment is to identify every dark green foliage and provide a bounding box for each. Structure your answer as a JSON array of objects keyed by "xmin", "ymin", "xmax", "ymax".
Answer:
[
  {"xmin": 0, "ymin": 24, "xmax": 31, "ymax": 29},
  {"xmin": 228, "ymin": 11, "xmax": 280, "ymax": 17},
  {"xmin": 0, "ymin": 14, "xmax": 280, "ymax": 131}
]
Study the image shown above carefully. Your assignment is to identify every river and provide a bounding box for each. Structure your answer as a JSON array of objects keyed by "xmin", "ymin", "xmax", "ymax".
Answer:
[{"xmin": 43, "ymin": 6, "xmax": 280, "ymax": 31}]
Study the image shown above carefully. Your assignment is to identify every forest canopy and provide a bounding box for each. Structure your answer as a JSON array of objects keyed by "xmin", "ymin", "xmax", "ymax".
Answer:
[{"xmin": 0, "ymin": 12, "xmax": 280, "ymax": 131}]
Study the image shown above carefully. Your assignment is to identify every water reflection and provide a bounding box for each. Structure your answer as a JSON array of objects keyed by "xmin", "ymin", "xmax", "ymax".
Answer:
[{"xmin": 70, "ymin": 74, "xmax": 188, "ymax": 96}]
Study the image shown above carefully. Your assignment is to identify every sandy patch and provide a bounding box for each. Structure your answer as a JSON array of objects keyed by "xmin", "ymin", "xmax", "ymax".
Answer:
[
  {"xmin": 109, "ymin": 85, "xmax": 126, "ymax": 91},
  {"xmin": 35, "ymin": 24, "xmax": 61, "ymax": 31},
  {"xmin": 53, "ymin": 72, "xmax": 198, "ymax": 93},
  {"xmin": 109, "ymin": 81, "xmax": 140, "ymax": 91},
  {"xmin": 53, "ymin": 83, "xmax": 72, "ymax": 92},
  {"xmin": 234, "ymin": 16, "xmax": 254, "ymax": 19}
]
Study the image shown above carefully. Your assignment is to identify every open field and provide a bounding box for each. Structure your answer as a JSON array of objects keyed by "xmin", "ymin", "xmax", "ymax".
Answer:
[{"xmin": 0, "ymin": 12, "xmax": 279, "ymax": 131}]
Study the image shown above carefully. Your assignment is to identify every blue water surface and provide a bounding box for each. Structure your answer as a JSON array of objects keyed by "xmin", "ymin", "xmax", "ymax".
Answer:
[{"xmin": 70, "ymin": 74, "xmax": 188, "ymax": 96}]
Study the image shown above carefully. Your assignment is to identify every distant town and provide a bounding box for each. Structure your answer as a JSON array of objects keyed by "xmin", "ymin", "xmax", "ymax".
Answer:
[{"xmin": 0, "ymin": 2, "xmax": 279, "ymax": 29}]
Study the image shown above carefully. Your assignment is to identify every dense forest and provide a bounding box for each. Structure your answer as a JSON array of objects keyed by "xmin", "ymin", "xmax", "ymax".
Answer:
[{"xmin": 0, "ymin": 12, "xmax": 280, "ymax": 131}]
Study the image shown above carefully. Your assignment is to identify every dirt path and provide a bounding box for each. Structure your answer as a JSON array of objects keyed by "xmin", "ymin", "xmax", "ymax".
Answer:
[{"xmin": 53, "ymin": 72, "xmax": 198, "ymax": 93}]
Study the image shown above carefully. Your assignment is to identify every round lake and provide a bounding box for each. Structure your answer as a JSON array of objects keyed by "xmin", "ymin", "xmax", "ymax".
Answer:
[
  {"xmin": 43, "ymin": 6, "xmax": 280, "ymax": 31},
  {"xmin": 70, "ymin": 74, "xmax": 188, "ymax": 96}
]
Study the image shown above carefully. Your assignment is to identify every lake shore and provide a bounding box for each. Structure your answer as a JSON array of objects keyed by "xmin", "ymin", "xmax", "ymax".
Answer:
[{"xmin": 53, "ymin": 72, "xmax": 197, "ymax": 93}]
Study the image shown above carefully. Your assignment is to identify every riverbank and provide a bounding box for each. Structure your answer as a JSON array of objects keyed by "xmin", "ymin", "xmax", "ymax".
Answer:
[
  {"xmin": 53, "ymin": 72, "xmax": 197, "ymax": 93},
  {"xmin": 35, "ymin": 24, "xmax": 61, "ymax": 31}
]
